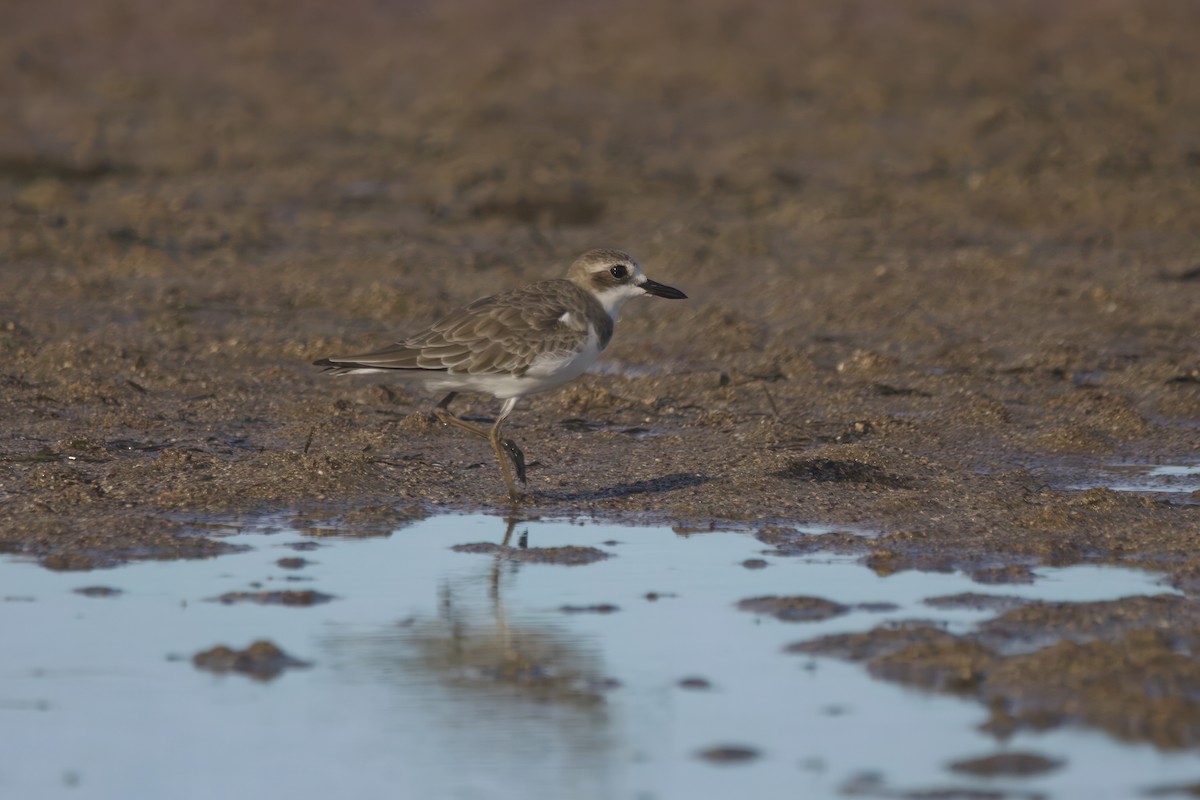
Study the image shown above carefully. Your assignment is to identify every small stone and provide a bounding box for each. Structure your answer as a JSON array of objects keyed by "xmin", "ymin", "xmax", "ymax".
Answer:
[
  {"xmin": 559, "ymin": 603, "xmax": 619, "ymax": 614},
  {"xmin": 948, "ymin": 752, "xmax": 1064, "ymax": 777},
  {"xmin": 697, "ymin": 745, "xmax": 760, "ymax": 764},
  {"xmin": 855, "ymin": 602, "xmax": 900, "ymax": 612},
  {"xmin": 74, "ymin": 586, "xmax": 123, "ymax": 598}
]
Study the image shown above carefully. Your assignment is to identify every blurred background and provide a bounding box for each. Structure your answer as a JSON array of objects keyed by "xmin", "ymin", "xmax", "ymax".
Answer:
[
  {"xmin": 3, "ymin": 9, "xmax": 1200, "ymax": 792},
  {"xmin": 3, "ymin": 0, "xmax": 1197, "ymax": 360},
  {"xmin": 0, "ymin": 0, "xmax": 1198, "ymax": 514}
]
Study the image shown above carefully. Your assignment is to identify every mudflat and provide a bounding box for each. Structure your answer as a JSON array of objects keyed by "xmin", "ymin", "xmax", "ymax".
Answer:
[{"xmin": 2, "ymin": 0, "xmax": 1199, "ymax": 749}]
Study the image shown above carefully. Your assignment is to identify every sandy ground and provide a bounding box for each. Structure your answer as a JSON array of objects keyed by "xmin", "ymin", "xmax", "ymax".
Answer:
[{"xmin": 2, "ymin": 0, "xmax": 1200, "ymax": 752}]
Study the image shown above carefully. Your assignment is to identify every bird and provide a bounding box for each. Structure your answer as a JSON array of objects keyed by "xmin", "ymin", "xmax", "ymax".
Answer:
[{"xmin": 313, "ymin": 248, "xmax": 687, "ymax": 502}]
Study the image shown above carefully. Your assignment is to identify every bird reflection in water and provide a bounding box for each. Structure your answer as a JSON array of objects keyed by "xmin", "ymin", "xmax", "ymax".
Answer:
[{"xmin": 325, "ymin": 515, "xmax": 619, "ymax": 709}]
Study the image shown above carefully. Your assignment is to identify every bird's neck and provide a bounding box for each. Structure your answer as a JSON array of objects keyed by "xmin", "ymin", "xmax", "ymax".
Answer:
[
  {"xmin": 591, "ymin": 285, "xmax": 640, "ymax": 319},
  {"xmin": 578, "ymin": 290, "xmax": 617, "ymax": 350}
]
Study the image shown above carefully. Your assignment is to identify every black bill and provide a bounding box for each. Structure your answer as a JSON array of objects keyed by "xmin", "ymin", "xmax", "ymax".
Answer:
[{"xmin": 640, "ymin": 278, "xmax": 688, "ymax": 299}]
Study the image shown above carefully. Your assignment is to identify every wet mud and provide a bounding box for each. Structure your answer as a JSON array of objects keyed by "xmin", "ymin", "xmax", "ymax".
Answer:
[
  {"xmin": 695, "ymin": 746, "xmax": 761, "ymax": 765},
  {"xmin": 737, "ymin": 594, "xmax": 896, "ymax": 622},
  {"xmin": 840, "ymin": 772, "xmax": 1046, "ymax": 800},
  {"xmin": 558, "ymin": 603, "xmax": 620, "ymax": 614},
  {"xmin": 192, "ymin": 640, "xmax": 312, "ymax": 681},
  {"xmin": 947, "ymin": 752, "xmax": 1064, "ymax": 778},
  {"xmin": 451, "ymin": 542, "xmax": 612, "ymax": 565},
  {"xmin": 73, "ymin": 585, "xmax": 122, "ymax": 598},
  {"xmin": 209, "ymin": 589, "xmax": 336, "ymax": 606},
  {"xmin": 2, "ymin": 0, "xmax": 1200, "ymax": 768},
  {"xmin": 793, "ymin": 594, "xmax": 1200, "ymax": 750}
]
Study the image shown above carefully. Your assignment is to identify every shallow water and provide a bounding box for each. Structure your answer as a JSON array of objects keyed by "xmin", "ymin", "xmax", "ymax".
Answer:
[
  {"xmin": 2, "ymin": 514, "xmax": 1197, "ymax": 800},
  {"xmin": 1066, "ymin": 463, "xmax": 1200, "ymax": 498}
]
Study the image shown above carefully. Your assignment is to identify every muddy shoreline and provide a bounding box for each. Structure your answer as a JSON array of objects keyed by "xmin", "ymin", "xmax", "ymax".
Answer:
[
  {"xmin": 1, "ymin": 0, "xmax": 1197, "ymax": 571},
  {"xmin": 2, "ymin": 0, "xmax": 1200, "ymax": 761}
]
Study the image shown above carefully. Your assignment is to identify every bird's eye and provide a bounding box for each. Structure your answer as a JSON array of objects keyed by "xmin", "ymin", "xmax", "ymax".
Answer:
[{"xmin": 609, "ymin": 265, "xmax": 628, "ymax": 280}]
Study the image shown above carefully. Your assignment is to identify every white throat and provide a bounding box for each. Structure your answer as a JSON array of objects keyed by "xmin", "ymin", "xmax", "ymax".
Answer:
[{"xmin": 592, "ymin": 283, "xmax": 645, "ymax": 319}]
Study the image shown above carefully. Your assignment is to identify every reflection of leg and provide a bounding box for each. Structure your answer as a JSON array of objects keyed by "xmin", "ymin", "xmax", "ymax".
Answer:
[
  {"xmin": 500, "ymin": 516, "xmax": 518, "ymax": 547},
  {"xmin": 499, "ymin": 516, "xmax": 529, "ymax": 551}
]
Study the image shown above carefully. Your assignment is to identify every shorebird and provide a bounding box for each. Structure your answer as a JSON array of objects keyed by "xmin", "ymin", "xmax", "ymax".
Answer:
[{"xmin": 313, "ymin": 248, "xmax": 687, "ymax": 501}]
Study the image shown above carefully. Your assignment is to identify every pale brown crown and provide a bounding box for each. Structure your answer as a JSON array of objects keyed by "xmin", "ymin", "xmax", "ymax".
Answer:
[{"xmin": 567, "ymin": 248, "xmax": 639, "ymax": 291}]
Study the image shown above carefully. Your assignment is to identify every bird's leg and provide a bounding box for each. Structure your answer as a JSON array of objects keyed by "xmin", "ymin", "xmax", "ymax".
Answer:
[
  {"xmin": 489, "ymin": 420, "xmax": 522, "ymax": 503},
  {"xmin": 501, "ymin": 439, "xmax": 526, "ymax": 485},
  {"xmin": 494, "ymin": 402, "xmax": 526, "ymax": 486},
  {"xmin": 490, "ymin": 398, "xmax": 525, "ymax": 503},
  {"xmin": 432, "ymin": 391, "xmax": 457, "ymax": 417},
  {"xmin": 432, "ymin": 392, "xmax": 491, "ymax": 440},
  {"xmin": 434, "ymin": 393, "xmax": 526, "ymax": 494},
  {"xmin": 430, "ymin": 391, "xmax": 458, "ymax": 425}
]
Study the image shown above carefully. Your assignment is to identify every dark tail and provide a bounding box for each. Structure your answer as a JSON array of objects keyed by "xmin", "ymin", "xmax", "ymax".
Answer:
[
  {"xmin": 312, "ymin": 357, "xmax": 378, "ymax": 374},
  {"xmin": 313, "ymin": 357, "xmax": 437, "ymax": 375}
]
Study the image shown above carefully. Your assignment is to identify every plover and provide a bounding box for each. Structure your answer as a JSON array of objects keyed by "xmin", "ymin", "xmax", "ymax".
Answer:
[{"xmin": 313, "ymin": 248, "xmax": 686, "ymax": 501}]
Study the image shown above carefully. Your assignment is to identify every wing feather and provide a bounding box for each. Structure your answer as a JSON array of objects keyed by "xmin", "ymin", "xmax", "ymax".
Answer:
[{"xmin": 318, "ymin": 279, "xmax": 603, "ymax": 376}]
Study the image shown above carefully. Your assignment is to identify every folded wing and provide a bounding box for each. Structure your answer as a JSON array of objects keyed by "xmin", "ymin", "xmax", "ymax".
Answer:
[{"xmin": 314, "ymin": 280, "xmax": 596, "ymax": 377}]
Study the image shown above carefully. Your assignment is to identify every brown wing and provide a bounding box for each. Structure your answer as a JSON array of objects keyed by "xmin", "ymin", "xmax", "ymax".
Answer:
[{"xmin": 317, "ymin": 280, "xmax": 596, "ymax": 376}]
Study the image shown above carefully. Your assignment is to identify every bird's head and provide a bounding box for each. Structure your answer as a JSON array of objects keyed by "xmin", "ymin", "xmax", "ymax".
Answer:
[{"xmin": 568, "ymin": 248, "xmax": 687, "ymax": 317}]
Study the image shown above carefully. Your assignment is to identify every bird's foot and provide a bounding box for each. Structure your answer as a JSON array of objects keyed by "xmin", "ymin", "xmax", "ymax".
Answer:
[{"xmin": 502, "ymin": 439, "xmax": 526, "ymax": 485}]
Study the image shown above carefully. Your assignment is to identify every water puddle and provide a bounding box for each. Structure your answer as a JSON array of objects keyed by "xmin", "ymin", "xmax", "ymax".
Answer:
[
  {"xmin": 1, "ymin": 514, "xmax": 1196, "ymax": 799},
  {"xmin": 1063, "ymin": 463, "xmax": 1200, "ymax": 501}
]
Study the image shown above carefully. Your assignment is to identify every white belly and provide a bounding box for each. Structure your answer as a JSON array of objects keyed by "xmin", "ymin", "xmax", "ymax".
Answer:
[
  {"xmin": 420, "ymin": 327, "xmax": 604, "ymax": 400},
  {"xmin": 510, "ymin": 326, "xmax": 603, "ymax": 397}
]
